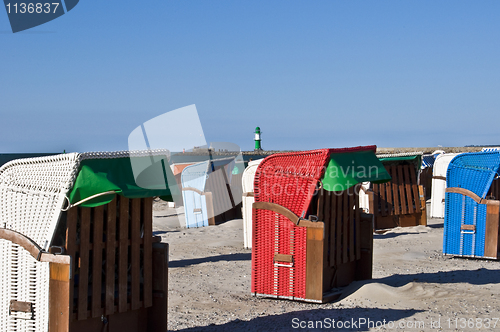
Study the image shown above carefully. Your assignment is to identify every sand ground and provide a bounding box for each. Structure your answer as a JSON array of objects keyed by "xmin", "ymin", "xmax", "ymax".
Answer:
[{"xmin": 153, "ymin": 200, "xmax": 500, "ymax": 331}]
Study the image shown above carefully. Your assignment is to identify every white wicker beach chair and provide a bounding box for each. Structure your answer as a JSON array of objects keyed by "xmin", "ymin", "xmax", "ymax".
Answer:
[
  {"xmin": 241, "ymin": 159, "xmax": 263, "ymax": 249},
  {"xmin": 430, "ymin": 153, "xmax": 460, "ymax": 218},
  {"xmin": 0, "ymin": 150, "xmax": 171, "ymax": 332},
  {"xmin": 0, "ymin": 153, "xmax": 80, "ymax": 332},
  {"xmin": 357, "ymin": 182, "xmax": 371, "ymax": 213}
]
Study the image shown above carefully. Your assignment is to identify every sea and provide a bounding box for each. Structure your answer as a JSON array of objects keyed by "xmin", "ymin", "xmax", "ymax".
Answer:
[{"xmin": 0, "ymin": 152, "xmax": 273, "ymax": 168}]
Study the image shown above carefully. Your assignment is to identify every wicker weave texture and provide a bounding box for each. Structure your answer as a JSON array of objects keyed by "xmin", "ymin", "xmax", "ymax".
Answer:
[
  {"xmin": 430, "ymin": 153, "xmax": 460, "ymax": 218},
  {"xmin": 0, "ymin": 153, "xmax": 80, "ymax": 249}
]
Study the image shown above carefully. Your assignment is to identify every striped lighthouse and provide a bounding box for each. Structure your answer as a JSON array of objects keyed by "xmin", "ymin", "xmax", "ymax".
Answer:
[{"xmin": 254, "ymin": 127, "xmax": 262, "ymax": 151}]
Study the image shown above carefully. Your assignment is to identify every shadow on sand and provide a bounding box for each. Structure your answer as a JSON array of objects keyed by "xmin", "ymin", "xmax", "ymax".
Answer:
[
  {"xmin": 169, "ymin": 253, "xmax": 251, "ymax": 268},
  {"xmin": 375, "ymin": 267, "xmax": 500, "ymax": 286},
  {"xmin": 178, "ymin": 307, "xmax": 423, "ymax": 331},
  {"xmin": 373, "ymin": 231, "xmax": 417, "ymax": 239},
  {"xmin": 426, "ymin": 222, "xmax": 444, "ymax": 229}
]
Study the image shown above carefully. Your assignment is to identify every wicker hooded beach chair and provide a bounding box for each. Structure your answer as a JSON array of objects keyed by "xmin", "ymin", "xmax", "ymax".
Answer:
[
  {"xmin": 443, "ymin": 152, "xmax": 500, "ymax": 259},
  {"xmin": 0, "ymin": 151, "xmax": 172, "ymax": 332},
  {"xmin": 251, "ymin": 146, "xmax": 390, "ymax": 303},
  {"xmin": 241, "ymin": 158, "xmax": 263, "ymax": 249},
  {"xmin": 429, "ymin": 153, "xmax": 460, "ymax": 218}
]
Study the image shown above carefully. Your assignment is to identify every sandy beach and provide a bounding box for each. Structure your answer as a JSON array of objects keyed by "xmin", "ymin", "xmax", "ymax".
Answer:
[{"xmin": 153, "ymin": 200, "xmax": 500, "ymax": 331}]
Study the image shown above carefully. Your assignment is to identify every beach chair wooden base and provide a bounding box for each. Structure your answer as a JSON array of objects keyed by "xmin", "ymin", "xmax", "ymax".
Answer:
[
  {"xmin": 252, "ymin": 189, "xmax": 374, "ymax": 304},
  {"xmin": 53, "ymin": 197, "xmax": 169, "ymax": 332},
  {"xmin": 445, "ymin": 187, "xmax": 500, "ymax": 260},
  {"xmin": 373, "ymin": 212, "xmax": 427, "ymax": 230}
]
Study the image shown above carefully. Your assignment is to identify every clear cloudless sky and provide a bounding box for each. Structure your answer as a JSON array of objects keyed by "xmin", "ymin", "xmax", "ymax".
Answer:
[{"xmin": 1, "ymin": 1, "xmax": 500, "ymax": 153}]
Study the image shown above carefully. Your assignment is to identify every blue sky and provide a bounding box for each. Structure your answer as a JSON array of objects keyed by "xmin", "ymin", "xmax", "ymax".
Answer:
[{"xmin": 1, "ymin": 1, "xmax": 500, "ymax": 153}]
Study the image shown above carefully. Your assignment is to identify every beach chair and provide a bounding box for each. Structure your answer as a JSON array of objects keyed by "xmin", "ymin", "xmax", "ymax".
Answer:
[
  {"xmin": 0, "ymin": 151, "xmax": 172, "ymax": 332},
  {"xmin": 357, "ymin": 182, "xmax": 371, "ymax": 213},
  {"xmin": 482, "ymin": 147, "xmax": 500, "ymax": 152},
  {"xmin": 241, "ymin": 159, "xmax": 264, "ymax": 249},
  {"xmin": 181, "ymin": 161, "xmax": 214, "ymax": 228},
  {"xmin": 443, "ymin": 152, "xmax": 500, "ymax": 259},
  {"xmin": 251, "ymin": 146, "xmax": 390, "ymax": 303},
  {"xmin": 429, "ymin": 153, "xmax": 460, "ymax": 218},
  {"xmin": 419, "ymin": 152, "xmax": 441, "ymax": 200},
  {"xmin": 366, "ymin": 152, "xmax": 427, "ymax": 230},
  {"xmin": 181, "ymin": 157, "xmax": 244, "ymax": 228}
]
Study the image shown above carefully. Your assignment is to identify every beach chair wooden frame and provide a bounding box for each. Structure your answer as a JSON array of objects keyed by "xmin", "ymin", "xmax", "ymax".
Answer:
[
  {"xmin": 0, "ymin": 229, "xmax": 71, "ymax": 332},
  {"xmin": 60, "ymin": 196, "xmax": 168, "ymax": 332},
  {"xmin": 444, "ymin": 188, "xmax": 500, "ymax": 259},
  {"xmin": 0, "ymin": 197, "xmax": 168, "ymax": 332},
  {"xmin": 252, "ymin": 187, "xmax": 373, "ymax": 303}
]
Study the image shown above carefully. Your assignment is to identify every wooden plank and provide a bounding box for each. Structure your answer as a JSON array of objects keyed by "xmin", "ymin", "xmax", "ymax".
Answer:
[
  {"xmin": 336, "ymin": 192, "xmax": 342, "ymax": 266},
  {"xmin": 355, "ymin": 188, "xmax": 361, "ymax": 260},
  {"xmin": 221, "ymin": 165, "xmax": 236, "ymax": 208},
  {"xmin": 65, "ymin": 208, "xmax": 77, "ymax": 321},
  {"xmin": 208, "ymin": 170, "xmax": 223, "ymax": 215},
  {"xmin": 397, "ymin": 166, "xmax": 407, "ymax": 215},
  {"xmin": 373, "ymin": 183, "xmax": 380, "ymax": 217},
  {"xmin": 147, "ymin": 243, "xmax": 169, "ymax": 332},
  {"xmin": 305, "ymin": 226, "xmax": 324, "ymax": 302},
  {"xmin": 118, "ymin": 196, "xmax": 129, "ymax": 313},
  {"xmin": 410, "ymin": 166, "xmax": 421, "ymax": 213},
  {"xmin": 131, "ymin": 199, "xmax": 141, "ymax": 311},
  {"xmin": 10, "ymin": 300, "xmax": 33, "ymax": 313},
  {"xmin": 349, "ymin": 190, "xmax": 355, "ymax": 262},
  {"xmin": 391, "ymin": 166, "xmax": 400, "ymax": 215},
  {"xmin": 0, "ymin": 229, "xmax": 41, "ymax": 261},
  {"xmin": 356, "ymin": 213, "xmax": 374, "ymax": 280},
  {"xmin": 379, "ymin": 181, "xmax": 387, "ymax": 217},
  {"xmin": 403, "ymin": 165, "xmax": 414, "ymax": 214},
  {"xmin": 485, "ymin": 203, "xmax": 500, "ymax": 258},
  {"xmin": 49, "ymin": 262, "xmax": 71, "ymax": 332},
  {"xmin": 91, "ymin": 205, "xmax": 104, "ymax": 318},
  {"xmin": 143, "ymin": 197, "xmax": 153, "ymax": 308},
  {"xmin": 323, "ymin": 190, "xmax": 334, "ymax": 267},
  {"xmin": 367, "ymin": 190, "xmax": 375, "ymax": 217},
  {"xmin": 494, "ymin": 180, "xmax": 500, "ymax": 199},
  {"xmin": 253, "ymin": 202, "xmax": 323, "ymax": 229},
  {"xmin": 343, "ymin": 191, "xmax": 349, "ymax": 263},
  {"xmin": 385, "ymin": 172, "xmax": 393, "ymax": 215},
  {"xmin": 384, "ymin": 182, "xmax": 392, "ymax": 215},
  {"xmin": 461, "ymin": 224, "xmax": 476, "ymax": 231},
  {"xmin": 319, "ymin": 190, "xmax": 329, "ymax": 270},
  {"xmin": 418, "ymin": 185, "xmax": 427, "ymax": 226},
  {"xmin": 316, "ymin": 188, "xmax": 324, "ymax": 224},
  {"xmin": 105, "ymin": 198, "xmax": 117, "ymax": 316},
  {"xmin": 78, "ymin": 208, "xmax": 91, "ymax": 321},
  {"xmin": 447, "ymin": 187, "xmax": 500, "ymax": 207},
  {"xmin": 204, "ymin": 192, "xmax": 216, "ymax": 226},
  {"xmin": 273, "ymin": 254, "xmax": 293, "ymax": 263}
]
